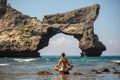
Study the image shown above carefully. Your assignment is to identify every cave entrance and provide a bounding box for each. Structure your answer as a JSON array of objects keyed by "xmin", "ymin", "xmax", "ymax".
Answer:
[{"xmin": 39, "ymin": 33, "xmax": 81, "ymax": 56}]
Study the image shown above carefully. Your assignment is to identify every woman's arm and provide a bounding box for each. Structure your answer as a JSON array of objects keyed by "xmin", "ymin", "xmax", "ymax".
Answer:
[
  {"xmin": 67, "ymin": 59, "xmax": 73, "ymax": 67},
  {"xmin": 54, "ymin": 59, "xmax": 61, "ymax": 67}
]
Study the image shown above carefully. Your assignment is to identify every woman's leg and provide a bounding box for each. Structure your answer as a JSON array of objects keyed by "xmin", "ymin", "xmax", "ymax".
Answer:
[
  {"xmin": 53, "ymin": 66, "xmax": 61, "ymax": 72},
  {"xmin": 68, "ymin": 65, "xmax": 74, "ymax": 71}
]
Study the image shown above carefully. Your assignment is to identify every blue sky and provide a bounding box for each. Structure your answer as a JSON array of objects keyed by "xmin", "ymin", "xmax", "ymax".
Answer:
[{"xmin": 8, "ymin": 0, "xmax": 120, "ymax": 56}]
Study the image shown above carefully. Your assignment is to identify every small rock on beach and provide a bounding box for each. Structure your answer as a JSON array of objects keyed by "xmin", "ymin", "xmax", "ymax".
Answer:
[
  {"xmin": 37, "ymin": 70, "xmax": 53, "ymax": 75},
  {"xmin": 73, "ymin": 72, "xmax": 82, "ymax": 75}
]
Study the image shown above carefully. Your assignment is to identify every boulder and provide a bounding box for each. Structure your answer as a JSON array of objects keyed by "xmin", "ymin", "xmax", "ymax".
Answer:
[
  {"xmin": 37, "ymin": 70, "xmax": 53, "ymax": 75},
  {"xmin": 91, "ymin": 69, "xmax": 102, "ymax": 74},
  {"xmin": 112, "ymin": 69, "xmax": 120, "ymax": 74},
  {"xmin": 73, "ymin": 72, "xmax": 82, "ymax": 75},
  {"xmin": 99, "ymin": 68, "xmax": 110, "ymax": 72}
]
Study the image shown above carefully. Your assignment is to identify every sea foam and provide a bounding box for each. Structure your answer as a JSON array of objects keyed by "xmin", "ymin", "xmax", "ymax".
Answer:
[
  {"xmin": 14, "ymin": 58, "xmax": 36, "ymax": 62},
  {"xmin": 0, "ymin": 63, "xmax": 10, "ymax": 66}
]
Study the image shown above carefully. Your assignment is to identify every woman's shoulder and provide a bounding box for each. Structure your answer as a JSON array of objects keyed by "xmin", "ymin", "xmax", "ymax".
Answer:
[{"xmin": 59, "ymin": 58, "xmax": 62, "ymax": 61}]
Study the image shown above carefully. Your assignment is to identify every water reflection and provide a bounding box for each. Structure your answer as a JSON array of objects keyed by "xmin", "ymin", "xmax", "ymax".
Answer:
[{"xmin": 54, "ymin": 75, "xmax": 70, "ymax": 80}]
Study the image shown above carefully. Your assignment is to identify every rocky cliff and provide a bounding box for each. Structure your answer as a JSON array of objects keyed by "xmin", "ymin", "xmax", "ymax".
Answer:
[
  {"xmin": 0, "ymin": 0, "xmax": 106, "ymax": 57},
  {"xmin": 0, "ymin": 0, "xmax": 41, "ymax": 57}
]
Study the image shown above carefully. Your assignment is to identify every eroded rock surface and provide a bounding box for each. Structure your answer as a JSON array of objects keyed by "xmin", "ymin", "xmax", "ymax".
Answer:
[
  {"xmin": 39, "ymin": 4, "xmax": 106, "ymax": 56},
  {"xmin": 0, "ymin": 0, "xmax": 41, "ymax": 57},
  {"xmin": 37, "ymin": 70, "xmax": 53, "ymax": 75},
  {"xmin": 0, "ymin": 0, "xmax": 106, "ymax": 57}
]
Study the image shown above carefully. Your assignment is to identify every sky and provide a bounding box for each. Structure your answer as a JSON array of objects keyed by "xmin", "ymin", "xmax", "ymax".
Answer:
[{"xmin": 7, "ymin": 0, "xmax": 120, "ymax": 56}]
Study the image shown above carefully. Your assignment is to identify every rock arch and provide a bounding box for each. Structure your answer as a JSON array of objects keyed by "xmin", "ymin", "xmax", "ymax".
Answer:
[
  {"xmin": 36, "ymin": 4, "xmax": 106, "ymax": 57},
  {"xmin": 0, "ymin": 0, "xmax": 106, "ymax": 57}
]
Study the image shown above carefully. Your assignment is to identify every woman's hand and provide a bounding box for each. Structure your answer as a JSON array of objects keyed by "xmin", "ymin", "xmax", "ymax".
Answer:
[
  {"xmin": 52, "ymin": 65, "xmax": 58, "ymax": 67},
  {"xmin": 69, "ymin": 64, "xmax": 73, "ymax": 67}
]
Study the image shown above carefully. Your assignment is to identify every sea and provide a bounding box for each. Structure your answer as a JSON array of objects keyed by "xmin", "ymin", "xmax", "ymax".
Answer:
[{"xmin": 0, "ymin": 56, "xmax": 120, "ymax": 80}]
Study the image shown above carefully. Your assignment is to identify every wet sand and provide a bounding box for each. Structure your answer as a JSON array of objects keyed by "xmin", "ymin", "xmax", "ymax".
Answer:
[{"xmin": 0, "ymin": 72, "xmax": 120, "ymax": 80}]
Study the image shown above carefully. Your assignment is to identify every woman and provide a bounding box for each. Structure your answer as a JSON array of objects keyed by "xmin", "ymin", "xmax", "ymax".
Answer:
[{"xmin": 53, "ymin": 52, "xmax": 73, "ymax": 74}]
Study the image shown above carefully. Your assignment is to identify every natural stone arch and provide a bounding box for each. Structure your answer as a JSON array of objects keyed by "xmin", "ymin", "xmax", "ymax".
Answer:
[
  {"xmin": 0, "ymin": 0, "xmax": 106, "ymax": 57},
  {"xmin": 37, "ymin": 27, "xmax": 82, "ymax": 53},
  {"xmin": 36, "ymin": 4, "xmax": 106, "ymax": 56}
]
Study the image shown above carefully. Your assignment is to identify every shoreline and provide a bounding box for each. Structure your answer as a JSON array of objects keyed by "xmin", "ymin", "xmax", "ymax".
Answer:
[{"xmin": 0, "ymin": 56, "xmax": 120, "ymax": 80}]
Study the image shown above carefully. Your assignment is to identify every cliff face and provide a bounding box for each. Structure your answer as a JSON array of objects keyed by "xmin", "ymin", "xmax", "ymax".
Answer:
[
  {"xmin": 0, "ymin": 0, "xmax": 41, "ymax": 57},
  {"xmin": 0, "ymin": 0, "xmax": 106, "ymax": 57}
]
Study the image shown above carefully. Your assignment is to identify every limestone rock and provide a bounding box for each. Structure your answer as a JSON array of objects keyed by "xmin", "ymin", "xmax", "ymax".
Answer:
[
  {"xmin": 112, "ymin": 69, "xmax": 120, "ymax": 74},
  {"xmin": 40, "ymin": 4, "xmax": 106, "ymax": 57},
  {"xmin": 0, "ymin": 0, "xmax": 106, "ymax": 57},
  {"xmin": 99, "ymin": 68, "xmax": 110, "ymax": 72},
  {"xmin": 91, "ymin": 69, "xmax": 102, "ymax": 74},
  {"xmin": 0, "ymin": 0, "xmax": 41, "ymax": 57},
  {"xmin": 37, "ymin": 70, "xmax": 53, "ymax": 75},
  {"xmin": 73, "ymin": 72, "xmax": 82, "ymax": 75}
]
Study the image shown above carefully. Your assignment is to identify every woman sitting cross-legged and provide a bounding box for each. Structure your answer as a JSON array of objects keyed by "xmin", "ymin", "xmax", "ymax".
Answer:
[{"xmin": 53, "ymin": 52, "xmax": 73, "ymax": 74}]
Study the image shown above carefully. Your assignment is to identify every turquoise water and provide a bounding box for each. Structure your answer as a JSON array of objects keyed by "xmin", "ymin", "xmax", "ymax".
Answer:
[{"xmin": 0, "ymin": 56, "xmax": 120, "ymax": 80}]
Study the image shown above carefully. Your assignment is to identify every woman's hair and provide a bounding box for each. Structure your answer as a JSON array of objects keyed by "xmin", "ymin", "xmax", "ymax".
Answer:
[{"xmin": 61, "ymin": 52, "xmax": 65, "ymax": 57}]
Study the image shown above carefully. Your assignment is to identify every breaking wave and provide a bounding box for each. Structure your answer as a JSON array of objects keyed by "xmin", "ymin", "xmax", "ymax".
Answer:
[
  {"xmin": 0, "ymin": 63, "xmax": 10, "ymax": 66},
  {"xmin": 14, "ymin": 58, "xmax": 36, "ymax": 62}
]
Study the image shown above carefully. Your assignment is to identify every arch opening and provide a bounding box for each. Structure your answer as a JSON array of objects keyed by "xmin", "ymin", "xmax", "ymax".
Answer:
[{"xmin": 39, "ymin": 33, "xmax": 81, "ymax": 56}]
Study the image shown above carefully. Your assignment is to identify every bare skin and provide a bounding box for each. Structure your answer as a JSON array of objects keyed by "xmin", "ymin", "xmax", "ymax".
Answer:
[{"xmin": 53, "ymin": 53, "xmax": 73, "ymax": 73}]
